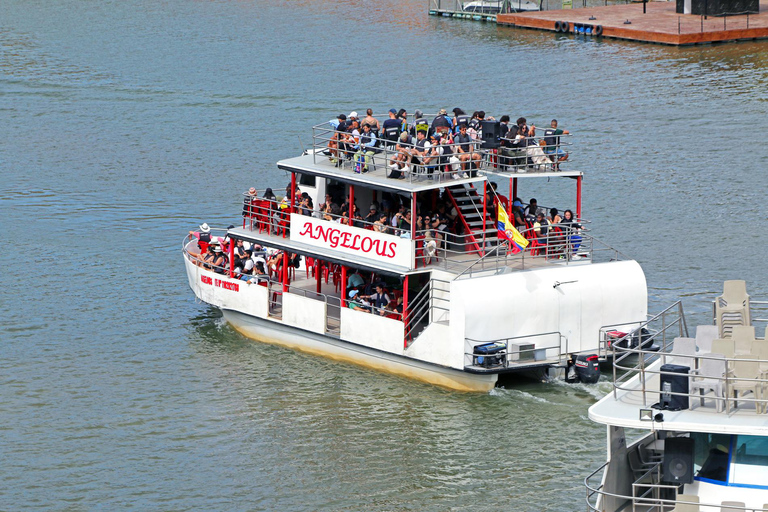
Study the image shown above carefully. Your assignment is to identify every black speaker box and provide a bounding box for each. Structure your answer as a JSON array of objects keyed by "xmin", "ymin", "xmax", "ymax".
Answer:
[
  {"xmin": 663, "ymin": 437, "xmax": 695, "ymax": 484},
  {"xmin": 659, "ymin": 364, "xmax": 690, "ymax": 411},
  {"xmin": 480, "ymin": 120, "xmax": 501, "ymax": 149}
]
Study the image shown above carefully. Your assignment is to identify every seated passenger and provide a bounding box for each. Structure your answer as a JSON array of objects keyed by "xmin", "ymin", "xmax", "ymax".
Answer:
[
  {"xmin": 347, "ymin": 290, "xmax": 371, "ymax": 312},
  {"xmin": 211, "ymin": 243, "xmax": 228, "ymax": 274},
  {"xmin": 384, "ymin": 300, "xmax": 401, "ymax": 320},
  {"xmin": 543, "ymin": 119, "xmax": 569, "ymax": 168},
  {"xmin": 431, "ymin": 108, "xmax": 452, "ymax": 136},
  {"xmin": 454, "ymin": 124, "xmax": 481, "ymax": 177},
  {"xmin": 561, "ymin": 209, "xmax": 582, "ymax": 252},
  {"xmin": 353, "ymin": 123, "xmax": 380, "ymax": 173},
  {"xmin": 524, "ymin": 198, "xmax": 541, "ymax": 221},
  {"xmin": 364, "ymin": 205, "xmax": 378, "ymax": 225},
  {"xmin": 550, "ymin": 208, "xmax": 562, "ymax": 224},
  {"xmin": 388, "ymin": 131, "xmax": 413, "ymax": 179},
  {"xmin": 533, "ymin": 212, "xmax": 549, "ymax": 245},
  {"xmin": 408, "ymin": 130, "xmax": 431, "ymax": 175},
  {"xmin": 361, "ymin": 108, "xmax": 380, "ymax": 135},
  {"xmin": 373, "ymin": 213, "xmax": 389, "ymax": 234},
  {"xmin": 422, "ymin": 133, "xmax": 443, "ymax": 176}
]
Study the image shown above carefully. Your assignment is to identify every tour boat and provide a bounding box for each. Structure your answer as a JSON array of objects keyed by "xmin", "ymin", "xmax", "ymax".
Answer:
[
  {"xmin": 182, "ymin": 118, "xmax": 647, "ymax": 392},
  {"xmin": 585, "ymin": 280, "xmax": 768, "ymax": 511}
]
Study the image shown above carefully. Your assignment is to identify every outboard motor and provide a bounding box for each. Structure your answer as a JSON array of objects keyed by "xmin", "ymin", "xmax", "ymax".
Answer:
[{"xmin": 574, "ymin": 354, "xmax": 600, "ymax": 384}]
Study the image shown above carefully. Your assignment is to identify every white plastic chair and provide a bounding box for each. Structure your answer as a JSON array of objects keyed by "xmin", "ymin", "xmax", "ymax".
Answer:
[
  {"xmin": 732, "ymin": 325, "xmax": 757, "ymax": 356},
  {"xmin": 671, "ymin": 494, "xmax": 700, "ymax": 512},
  {"xmin": 690, "ymin": 353, "xmax": 726, "ymax": 412},
  {"xmin": 720, "ymin": 502, "xmax": 745, "ymax": 512},
  {"xmin": 695, "ymin": 325, "xmax": 718, "ymax": 354},
  {"xmin": 727, "ymin": 357, "xmax": 763, "ymax": 414},
  {"xmin": 668, "ymin": 337, "xmax": 697, "ymax": 369},
  {"xmin": 716, "ymin": 280, "xmax": 750, "ymax": 338}
]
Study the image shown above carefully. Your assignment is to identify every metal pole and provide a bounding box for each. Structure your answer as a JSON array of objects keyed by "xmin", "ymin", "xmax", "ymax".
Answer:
[
  {"xmin": 513, "ymin": 177, "xmax": 518, "ymax": 201},
  {"xmin": 576, "ymin": 175, "xmax": 583, "ymax": 219},
  {"xmin": 349, "ymin": 184, "xmax": 354, "ymax": 221},
  {"xmin": 316, "ymin": 260, "xmax": 322, "ymax": 293},
  {"xmin": 282, "ymin": 251, "xmax": 289, "ymax": 292},
  {"xmin": 290, "ymin": 172, "xmax": 296, "ymax": 214},
  {"xmin": 411, "ymin": 193, "xmax": 416, "ymax": 240},
  {"xmin": 403, "ymin": 275, "xmax": 409, "ymax": 348},
  {"xmin": 508, "ymin": 176, "xmax": 513, "ymax": 220},
  {"xmin": 228, "ymin": 237, "xmax": 234, "ymax": 278},
  {"xmin": 341, "ymin": 265, "xmax": 347, "ymax": 308}
]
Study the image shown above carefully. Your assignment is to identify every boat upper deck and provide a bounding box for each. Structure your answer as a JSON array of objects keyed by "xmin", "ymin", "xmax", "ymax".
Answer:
[
  {"xmin": 590, "ymin": 288, "xmax": 768, "ymax": 436},
  {"xmin": 282, "ymin": 114, "xmax": 582, "ymax": 194}
]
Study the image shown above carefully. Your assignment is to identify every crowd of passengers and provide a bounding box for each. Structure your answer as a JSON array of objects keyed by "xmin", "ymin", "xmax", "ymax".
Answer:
[
  {"xmin": 243, "ymin": 182, "xmax": 582, "ymax": 252},
  {"xmin": 187, "ymin": 223, "xmax": 408, "ymax": 318},
  {"xmin": 326, "ymin": 108, "xmax": 570, "ymax": 177}
]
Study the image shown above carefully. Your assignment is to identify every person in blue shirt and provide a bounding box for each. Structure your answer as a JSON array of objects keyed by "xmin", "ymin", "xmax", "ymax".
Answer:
[{"xmin": 353, "ymin": 123, "xmax": 379, "ymax": 173}]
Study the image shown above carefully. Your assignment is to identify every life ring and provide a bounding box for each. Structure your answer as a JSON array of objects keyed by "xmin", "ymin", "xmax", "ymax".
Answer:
[
  {"xmin": 594, "ymin": 25, "xmax": 603, "ymax": 36},
  {"xmin": 554, "ymin": 20, "xmax": 562, "ymax": 32},
  {"xmin": 561, "ymin": 21, "xmax": 570, "ymax": 33}
]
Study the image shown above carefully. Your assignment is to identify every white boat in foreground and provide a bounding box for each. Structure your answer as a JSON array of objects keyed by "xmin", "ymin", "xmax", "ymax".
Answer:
[
  {"xmin": 585, "ymin": 280, "xmax": 768, "ymax": 511},
  {"xmin": 183, "ymin": 117, "xmax": 647, "ymax": 392}
]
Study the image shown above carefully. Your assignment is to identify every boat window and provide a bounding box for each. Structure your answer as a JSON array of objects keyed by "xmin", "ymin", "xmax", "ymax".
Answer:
[
  {"xmin": 692, "ymin": 432, "xmax": 730, "ymax": 482},
  {"xmin": 298, "ymin": 173, "xmax": 316, "ymax": 187},
  {"xmin": 730, "ymin": 435, "xmax": 768, "ymax": 487}
]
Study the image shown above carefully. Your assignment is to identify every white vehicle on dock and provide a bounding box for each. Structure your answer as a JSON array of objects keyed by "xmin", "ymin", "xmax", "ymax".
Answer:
[
  {"xmin": 585, "ymin": 280, "xmax": 768, "ymax": 511},
  {"xmin": 462, "ymin": 0, "xmax": 540, "ymax": 14},
  {"xmin": 182, "ymin": 117, "xmax": 647, "ymax": 392}
]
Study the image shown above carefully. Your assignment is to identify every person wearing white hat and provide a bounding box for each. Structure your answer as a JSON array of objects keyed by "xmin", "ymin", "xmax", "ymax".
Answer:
[{"xmin": 187, "ymin": 222, "xmax": 212, "ymax": 262}]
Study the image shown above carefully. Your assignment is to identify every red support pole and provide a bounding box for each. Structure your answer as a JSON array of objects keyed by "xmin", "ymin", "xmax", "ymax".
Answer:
[
  {"xmin": 228, "ymin": 237, "xmax": 234, "ymax": 278},
  {"xmin": 282, "ymin": 251, "xmax": 288, "ymax": 292},
  {"xmin": 402, "ymin": 275, "xmax": 409, "ymax": 348},
  {"xmin": 512, "ymin": 177, "xmax": 518, "ymax": 202},
  {"xmin": 340, "ymin": 265, "xmax": 347, "ymax": 308},
  {"xmin": 349, "ymin": 184, "xmax": 354, "ymax": 221},
  {"xmin": 482, "ymin": 182, "xmax": 487, "ymax": 254},
  {"xmin": 290, "ymin": 172, "xmax": 297, "ymax": 215},
  {"xmin": 576, "ymin": 175, "xmax": 583, "ymax": 220}
]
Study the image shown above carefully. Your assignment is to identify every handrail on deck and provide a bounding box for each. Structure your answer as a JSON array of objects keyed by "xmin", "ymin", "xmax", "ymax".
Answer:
[
  {"xmin": 585, "ymin": 459, "xmax": 768, "ymax": 512},
  {"xmin": 310, "ymin": 116, "xmax": 576, "ymax": 180},
  {"xmin": 465, "ymin": 331, "xmax": 567, "ymax": 368}
]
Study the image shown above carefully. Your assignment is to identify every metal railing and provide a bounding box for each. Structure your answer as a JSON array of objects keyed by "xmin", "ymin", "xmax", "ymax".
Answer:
[
  {"xmin": 464, "ymin": 331, "xmax": 567, "ymax": 369},
  {"xmin": 586, "ymin": 460, "xmax": 768, "ymax": 512},
  {"xmin": 404, "ymin": 278, "xmax": 451, "ymax": 343},
  {"xmin": 311, "ymin": 117, "xmax": 575, "ymax": 182},
  {"xmin": 429, "ymin": 0, "xmax": 543, "ymax": 15},
  {"xmin": 607, "ymin": 299, "xmax": 768, "ymax": 414}
]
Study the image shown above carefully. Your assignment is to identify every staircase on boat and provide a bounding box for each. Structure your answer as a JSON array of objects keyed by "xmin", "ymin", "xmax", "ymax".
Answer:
[{"xmin": 445, "ymin": 184, "xmax": 499, "ymax": 255}]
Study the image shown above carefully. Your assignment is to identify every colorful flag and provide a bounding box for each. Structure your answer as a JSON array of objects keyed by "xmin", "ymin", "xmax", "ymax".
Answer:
[{"xmin": 497, "ymin": 204, "xmax": 529, "ymax": 251}]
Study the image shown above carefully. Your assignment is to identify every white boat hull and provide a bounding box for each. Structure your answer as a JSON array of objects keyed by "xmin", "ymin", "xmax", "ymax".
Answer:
[{"xmin": 222, "ymin": 309, "xmax": 498, "ymax": 392}]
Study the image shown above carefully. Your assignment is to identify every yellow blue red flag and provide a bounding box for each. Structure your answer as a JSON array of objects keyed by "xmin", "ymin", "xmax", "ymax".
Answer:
[{"xmin": 497, "ymin": 205, "xmax": 529, "ymax": 251}]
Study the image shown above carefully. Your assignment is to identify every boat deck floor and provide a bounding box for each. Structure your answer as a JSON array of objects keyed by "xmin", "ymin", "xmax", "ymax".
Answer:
[{"xmin": 497, "ymin": 1, "xmax": 768, "ymax": 45}]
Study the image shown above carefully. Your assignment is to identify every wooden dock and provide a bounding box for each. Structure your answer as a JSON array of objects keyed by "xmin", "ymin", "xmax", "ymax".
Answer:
[{"xmin": 496, "ymin": 1, "xmax": 768, "ymax": 45}]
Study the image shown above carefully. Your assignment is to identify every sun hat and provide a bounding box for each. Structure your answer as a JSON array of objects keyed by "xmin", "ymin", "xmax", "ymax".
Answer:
[
  {"xmin": 248, "ymin": 187, "xmax": 257, "ymax": 195},
  {"xmin": 349, "ymin": 111, "xmax": 358, "ymax": 119},
  {"xmin": 212, "ymin": 244, "xmax": 222, "ymax": 253},
  {"xmin": 199, "ymin": 223, "xmax": 211, "ymax": 233}
]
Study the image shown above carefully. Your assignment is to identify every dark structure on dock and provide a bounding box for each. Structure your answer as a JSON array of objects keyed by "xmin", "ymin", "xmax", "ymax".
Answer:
[{"xmin": 676, "ymin": 0, "xmax": 758, "ymax": 16}]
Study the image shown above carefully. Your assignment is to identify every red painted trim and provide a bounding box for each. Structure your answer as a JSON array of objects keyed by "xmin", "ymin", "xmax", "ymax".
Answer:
[{"xmin": 576, "ymin": 176, "xmax": 582, "ymax": 219}]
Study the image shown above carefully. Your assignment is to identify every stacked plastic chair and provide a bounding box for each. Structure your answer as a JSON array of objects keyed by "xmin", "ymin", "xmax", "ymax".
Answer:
[{"xmin": 715, "ymin": 280, "xmax": 750, "ymax": 338}]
